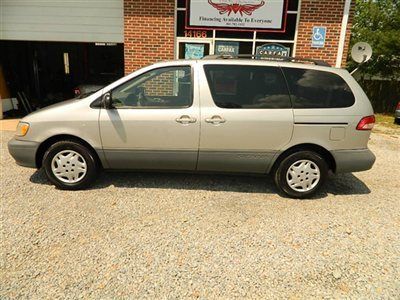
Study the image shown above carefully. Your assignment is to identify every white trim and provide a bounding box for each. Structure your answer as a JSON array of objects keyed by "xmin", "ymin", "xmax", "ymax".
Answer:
[
  {"xmin": 254, "ymin": 38, "xmax": 295, "ymax": 44},
  {"xmin": 176, "ymin": 38, "xmax": 214, "ymax": 43},
  {"xmin": 292, "ymin": 0, "xmax": 302, "ymax": 57},
  {"xmin": 178, "ymin": 7, "xmax": 299, "ymax": 14},
  {"xmin": 206, "ymin": 37, "xmax": 294, "ymax": 43},
  {"xmin": 252, "ymin": 31, "xmax": 257, "ymax": 54},
  {"xmin": 176, "ymin": 36, "xmax": 295, "ymax": 43},
  {"xmin": 212, "ymin": 30, "xmax": 216, "ymax": 54},
  {"xmin": 336, "ymin": 0, "xmax": 352, "ymax": 68},
  {"xmin": 174, "ymin": 0, "xmax": 178, "ymax": 59}
]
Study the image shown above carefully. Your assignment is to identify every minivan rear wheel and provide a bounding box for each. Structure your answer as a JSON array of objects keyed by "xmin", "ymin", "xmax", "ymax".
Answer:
[
  {"xmin": 274, "ymin": 151, "xmax": 328, "ymax": 199},
  {"xmin": 43, "ymin": 140, "xmax": 98, "ymax": 190}
]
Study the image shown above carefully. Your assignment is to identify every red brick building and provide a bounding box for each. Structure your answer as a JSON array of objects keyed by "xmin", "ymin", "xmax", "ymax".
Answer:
[
  {"xmin": 124, "ymin": 0, "xmax": 354, "ymax": 75},
  {"xmin": 0, "ymin": 0, "xmax": 355, "ymax": 110}
]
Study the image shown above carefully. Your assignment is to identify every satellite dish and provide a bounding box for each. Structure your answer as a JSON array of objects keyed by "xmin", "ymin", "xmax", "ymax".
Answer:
[{"xmin": 351, "ymin": 42, "xmax": 372, "ymax": 63}]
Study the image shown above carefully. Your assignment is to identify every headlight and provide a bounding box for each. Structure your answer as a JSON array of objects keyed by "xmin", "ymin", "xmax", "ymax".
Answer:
[{"xmin": 16, "ymin": 122, "xmax": 30, "ymax": 137}]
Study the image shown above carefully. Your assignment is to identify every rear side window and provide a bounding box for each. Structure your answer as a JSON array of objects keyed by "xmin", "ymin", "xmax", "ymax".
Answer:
[
  {"xmin": 204, "ymin": 65, "xmax": 291, "ymax": 109},
  {"xmin": 282, "ymin": 68, "xmax": 355, "ymax": 108}
]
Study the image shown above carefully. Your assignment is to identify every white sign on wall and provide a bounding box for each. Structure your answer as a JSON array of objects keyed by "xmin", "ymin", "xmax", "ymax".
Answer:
[{"xmin": 187, "ymin": 0, "xmax": 288, "ymax": 32}]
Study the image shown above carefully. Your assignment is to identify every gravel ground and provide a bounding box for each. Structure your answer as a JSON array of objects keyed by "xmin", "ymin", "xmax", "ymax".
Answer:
[{"xmin": 1, "ymin": 130, "xmax": 399, "ymax": 299}]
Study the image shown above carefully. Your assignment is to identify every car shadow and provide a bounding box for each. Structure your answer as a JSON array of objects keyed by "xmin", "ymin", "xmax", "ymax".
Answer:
[{"xmin": 29, "ymin": 169, "xmax": 371, "ymax": 199}]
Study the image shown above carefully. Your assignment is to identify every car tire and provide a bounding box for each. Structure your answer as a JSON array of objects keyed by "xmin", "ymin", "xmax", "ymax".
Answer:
[
  {"xmin": 274, "ymin": 151, "xmax": 329, "ymax": 199},
  {"xmin": 395, "ymin": 118, "xmax": 400, "ymax": 125},
  {"xmin": 42, "ymin": 140, "xmax": 98, "ymax": 190}
]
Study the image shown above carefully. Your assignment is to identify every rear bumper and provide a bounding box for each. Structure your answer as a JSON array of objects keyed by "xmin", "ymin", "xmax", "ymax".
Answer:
[
  {"xmin": 8, "ymin": 138, "xmax": 39, "ymax": 168},
  {"xmin": 331, "ymin": 148, "xmax": 376, "ymax": 173},
  {"xmin": 395, "ymin": 110, "xmax": 400, "ymax": 120}
]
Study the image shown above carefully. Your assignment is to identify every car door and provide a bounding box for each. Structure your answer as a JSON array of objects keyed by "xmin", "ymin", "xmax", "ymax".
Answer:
[
  {"xmin": 197, "ymin": 62, "xmax": 294, "ymax": 173},
  {"xmin": 99, "ymin": 63, "xmax": 200, "ymax": 170}
]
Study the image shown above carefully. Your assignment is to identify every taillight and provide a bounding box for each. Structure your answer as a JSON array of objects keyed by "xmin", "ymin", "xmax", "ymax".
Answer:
[
  {"xmin": 396, "ymin": 102, "xmax": 400, "ymax": 110},
  {"xmin": 356, "ymin": 115, "xmax": 375, "ymax": 131}
]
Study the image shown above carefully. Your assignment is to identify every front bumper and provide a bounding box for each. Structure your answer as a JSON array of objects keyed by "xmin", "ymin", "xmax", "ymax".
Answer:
[
  {"xmin": 331, "ymin": 148, "xmax": 376, "ymax": 173},
  {"xmin": 8, "ymin": 138, "xmax": 40, "ymax": 168}
]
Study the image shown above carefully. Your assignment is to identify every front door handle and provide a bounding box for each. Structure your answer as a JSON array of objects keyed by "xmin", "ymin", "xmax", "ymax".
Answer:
[
  {"xmin": 176, "ymin": 115, "xmax": 197, "ymax": 124},
  {"xmin": 205, "ymin": 115, "xmax": 226, "ymax": 125}
]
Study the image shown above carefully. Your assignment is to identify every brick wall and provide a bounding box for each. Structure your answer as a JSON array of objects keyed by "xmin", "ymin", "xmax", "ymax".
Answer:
[
  {"xmin": 124, "ymin": 0, "xmax": 175, "ymax": 75},
  {"xmin": 142, "ymin": 71, "xmax": 175, "ymax": 96},
  {"xmin": 295, "ymin": 0, "xmax": 355, "ymax": 67}
]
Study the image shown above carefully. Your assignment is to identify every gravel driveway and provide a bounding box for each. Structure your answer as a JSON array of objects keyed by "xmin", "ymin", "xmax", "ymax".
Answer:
[{"xmin": 1, "ymin": 130, "xmax": 399, "ymax": 299}]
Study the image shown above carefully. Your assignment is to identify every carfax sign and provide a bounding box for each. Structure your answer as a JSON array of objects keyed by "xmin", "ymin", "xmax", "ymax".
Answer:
[
  {"xmin": 187, "ymin": 0, "xmax": 288, "ymax": 32},
  {"xmin": 256, "ymin": 43, "xmax": 290, "ymax": 57},
  {"xmin": 215, "ymin": 41, "xmax": 239, "ymax": 55}
]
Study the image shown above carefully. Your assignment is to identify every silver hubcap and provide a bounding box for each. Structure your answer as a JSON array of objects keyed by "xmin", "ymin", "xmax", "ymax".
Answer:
[
  {"xmin": 51, "ymin": 150, "xmax": 87, "ymax": 183},
  {"xmin": 286, "ymin": 160, "xmax": 320, "ymax": 192}
]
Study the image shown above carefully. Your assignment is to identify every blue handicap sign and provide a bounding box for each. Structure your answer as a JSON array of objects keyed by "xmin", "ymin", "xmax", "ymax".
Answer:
[{"xmin": 312, "ymin": 26, "xmax": 326, "ymax": 48}]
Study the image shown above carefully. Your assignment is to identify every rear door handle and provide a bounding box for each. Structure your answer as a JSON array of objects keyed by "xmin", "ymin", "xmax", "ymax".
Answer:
[
  {"xmin": 176, "ymin": 115, "xmax": 197, "ymax": 124},
  {"xmin": 205, "ymin": 115, "xmax": 226, "ymax": 125}
]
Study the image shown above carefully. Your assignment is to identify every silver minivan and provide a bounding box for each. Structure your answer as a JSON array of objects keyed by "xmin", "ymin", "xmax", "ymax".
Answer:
[{"xmin": 8, "ymin": 57, "xmax": 376, "ymax": 198}]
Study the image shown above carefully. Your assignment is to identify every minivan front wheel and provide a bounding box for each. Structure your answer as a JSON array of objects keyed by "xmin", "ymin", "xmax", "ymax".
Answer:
[
  {"xmin": 43, "ymin": 140, "xmax": 98, "ymax": 190},
  {"xmin": 274, "ymin": 151, "xmax": 328, "ymax": 199}
]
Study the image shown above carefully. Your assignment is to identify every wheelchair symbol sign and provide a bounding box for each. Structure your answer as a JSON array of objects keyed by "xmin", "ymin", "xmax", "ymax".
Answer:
[{"xmin": 312, "ymin": 27, "xmax": 326, "ymax": 48}]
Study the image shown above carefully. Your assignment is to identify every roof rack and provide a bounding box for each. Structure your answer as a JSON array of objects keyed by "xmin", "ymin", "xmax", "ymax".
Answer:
[{"xmin": 202, "ymin": 54, "xmax": 331, "ymax": 67}]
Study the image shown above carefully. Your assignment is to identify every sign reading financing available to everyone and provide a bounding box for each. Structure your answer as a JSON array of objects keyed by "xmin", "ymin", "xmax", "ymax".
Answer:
[{"xmin": 187, "ymin": 0, "xmax": 288, "ymax": 32}]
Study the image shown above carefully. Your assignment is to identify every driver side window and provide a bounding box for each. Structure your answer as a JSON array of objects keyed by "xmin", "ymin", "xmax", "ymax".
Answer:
[{"xmin": 111, "ymin": 66, "xmax": 192, "ymax": 108}]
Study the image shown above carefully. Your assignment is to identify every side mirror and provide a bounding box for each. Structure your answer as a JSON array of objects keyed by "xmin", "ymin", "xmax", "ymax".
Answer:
[{"xmin": 102, "ymin": 93, "xmax": 113, "ymax": 109}]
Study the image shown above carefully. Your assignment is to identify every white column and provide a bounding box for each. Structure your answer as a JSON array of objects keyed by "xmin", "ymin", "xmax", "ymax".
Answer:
[
  {"xmin": 336, "ymin": 0, "xmax": 352, "ymax": 68},
  {"xmin": 292, "ymin": 0, "xmax": 302, "ymax": 57}
]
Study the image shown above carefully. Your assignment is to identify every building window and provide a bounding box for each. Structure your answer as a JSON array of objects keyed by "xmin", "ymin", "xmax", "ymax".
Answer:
[{"xmin": 175, "ymin": 0, "xmax": 300, "ymax": 59}]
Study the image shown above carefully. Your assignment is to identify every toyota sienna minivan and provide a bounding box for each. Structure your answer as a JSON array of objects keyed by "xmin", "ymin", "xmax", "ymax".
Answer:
[{"xmin": 8, "ymin": 56, "xmax": 376, "ymax": 198}]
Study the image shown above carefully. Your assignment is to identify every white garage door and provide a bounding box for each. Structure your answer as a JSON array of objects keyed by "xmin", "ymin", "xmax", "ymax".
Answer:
[{"xmin": 0, "ymin": 0, "xmax": 123, "ymax": 43}]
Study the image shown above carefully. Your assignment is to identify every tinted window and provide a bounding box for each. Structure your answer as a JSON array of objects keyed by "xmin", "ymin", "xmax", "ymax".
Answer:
[
  {"xmin": 282, "ymin": 68, "xmax": 355, "ymax": 109},
  {"xmin": 204, "ymin": 65, "xmax": 291, "ymax": 109},
  {"xmin": 112, "ymin": 66, "xmax": 192, "ymax": 108}
]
